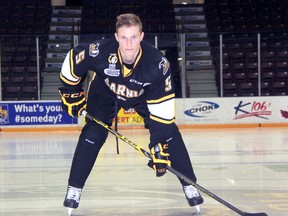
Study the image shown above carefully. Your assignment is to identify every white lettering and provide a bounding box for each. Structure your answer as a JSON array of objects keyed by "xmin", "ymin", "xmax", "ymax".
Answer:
[
  {"xmin": 104, "ymin": 78, "xmax": 144, "ymax": 99},
  {"xmin": 117, "ymin": 84, "xmax": 126, "ymax": 96}
]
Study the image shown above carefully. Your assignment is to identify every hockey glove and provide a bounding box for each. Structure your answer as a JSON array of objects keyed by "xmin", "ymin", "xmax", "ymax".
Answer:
[
  {"xmin": 59, "ymin": 87, "xmax": 86, "ymax": 118},
  {"xmin": 149, "ymin": 143, "xmax": 171, "ymax": 177}
]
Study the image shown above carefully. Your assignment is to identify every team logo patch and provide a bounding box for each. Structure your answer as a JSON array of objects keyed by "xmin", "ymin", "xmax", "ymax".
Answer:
[
  {"xmin": 158, "ymin": 57, "xmax": 170, "ymax": 75},
  {"xmin": 104, "ymin": 53, "xmax": 120, "ymax": 77},
  {"xmin": 0, "ymin": 105, "xmax": 9, "ymax": 124},
  {"xmin": 89, "ymin": 43, "xmax": 99, "ymax": 57},
  {"xmin": 108, "ymin": 53, "xmax": 118, "ymax": 64}
]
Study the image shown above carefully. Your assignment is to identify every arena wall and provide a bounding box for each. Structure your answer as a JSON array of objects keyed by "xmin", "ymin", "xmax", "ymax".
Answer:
[{"xmin": 1, "ymin": 96, "xmax": 288, "ymax": 132}]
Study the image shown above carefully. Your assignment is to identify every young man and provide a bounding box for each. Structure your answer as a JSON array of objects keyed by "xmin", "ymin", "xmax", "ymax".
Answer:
[{"xmin": 59, "ymin": 13, "xmax": 203, "ymax": 213}]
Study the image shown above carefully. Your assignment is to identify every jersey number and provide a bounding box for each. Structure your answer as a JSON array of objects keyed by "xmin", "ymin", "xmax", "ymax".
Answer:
[
  {"xmin": 75, "ymin": 50, "xmax": 85, "ymax": 65},
  {"xmin": 165, "ymin": 75, "xmax": 172, "ymax": 92}
]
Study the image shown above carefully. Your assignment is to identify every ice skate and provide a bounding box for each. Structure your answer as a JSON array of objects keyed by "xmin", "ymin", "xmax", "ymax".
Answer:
[
  {"xmin": 183, "ymin": 185, "xmax": 204, "ymax": 214},
  {"xmin": 63, "ymin": 185, "xmax": 82, "ymax": 215}
]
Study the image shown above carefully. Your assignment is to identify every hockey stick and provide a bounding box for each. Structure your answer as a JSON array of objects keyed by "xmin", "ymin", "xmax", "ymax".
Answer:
[{"xmin": 82, "ymin": 110, "xmax": 268, "ymax": 216}]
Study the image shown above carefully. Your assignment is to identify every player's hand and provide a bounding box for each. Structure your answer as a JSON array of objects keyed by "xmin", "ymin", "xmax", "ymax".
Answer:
[
  {"xmin": 59, "ymin": 86, "xmax": 86, "ymax": 118},
  {"xmin": 149, "ymin": 143, "xmax": 171, "ymax": 177}
]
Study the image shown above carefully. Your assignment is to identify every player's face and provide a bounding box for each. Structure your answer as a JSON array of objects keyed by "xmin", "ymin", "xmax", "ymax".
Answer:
[{"xmin": 115, "ymin": 25, "xmax": 144, "ymax": 64}]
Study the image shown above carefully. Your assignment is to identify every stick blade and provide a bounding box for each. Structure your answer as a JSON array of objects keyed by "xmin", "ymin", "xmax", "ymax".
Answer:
[{"xmin": 242, "ymin": 212, "xmax": 268, "ymax": 216}]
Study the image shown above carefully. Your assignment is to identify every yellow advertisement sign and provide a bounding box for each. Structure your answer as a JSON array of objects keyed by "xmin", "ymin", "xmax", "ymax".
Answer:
[{"xmin": 114, "ymin": 108, "xmax": 144, "ymax": 125}]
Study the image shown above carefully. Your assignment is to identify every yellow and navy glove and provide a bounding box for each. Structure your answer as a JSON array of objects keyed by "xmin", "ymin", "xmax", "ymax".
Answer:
[
  {"xmin": 59, "ymin": 87, "xmax": 86, "ymax": 118},
  {"xmin": 148, "ymin": 143, "xmax": 171, "ymax": 177}
]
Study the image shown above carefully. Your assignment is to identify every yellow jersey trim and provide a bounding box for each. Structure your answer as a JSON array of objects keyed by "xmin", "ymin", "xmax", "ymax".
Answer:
[
  {"xmin": 118, "ymin": 47, "xmax": 142, "ymax": 78},
  {"xmin": 60, "ymin": 50, "xmax": 81, "ymax": 85},
  {"xmin": 147, "ymin": 93, "xmax": 175, "ymax": 104},
  {"xmin": 150, "ymin": 114, "xmax": 175, "ymax": 124}
]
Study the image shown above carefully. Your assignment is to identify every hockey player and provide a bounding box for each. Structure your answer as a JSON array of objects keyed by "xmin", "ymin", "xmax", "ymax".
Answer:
[{"xmin": 59, "ymin": 13, "xmax": 204, "ymax": 213}]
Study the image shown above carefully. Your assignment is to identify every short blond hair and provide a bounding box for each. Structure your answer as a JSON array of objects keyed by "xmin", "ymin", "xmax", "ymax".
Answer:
[{"xmin": 116, "ymin": 13, "xmax": 143, "ymax": 32}]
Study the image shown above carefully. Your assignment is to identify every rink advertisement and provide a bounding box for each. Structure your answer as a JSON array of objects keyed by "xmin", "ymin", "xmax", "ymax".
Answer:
[
  {"xmin": 114, "ymin": 108, "xmax": 144, "ymax": 125},
  {"xmin": 177, "ymin": 96, "xmax": 288, "ymax": 125},
  {"xmin": 1, "ymin": 96, "xmax": 288, "ymax": 128},
  {"xmin": 0, "ymin": 101, "xmax": 77, "ymax": 126}
]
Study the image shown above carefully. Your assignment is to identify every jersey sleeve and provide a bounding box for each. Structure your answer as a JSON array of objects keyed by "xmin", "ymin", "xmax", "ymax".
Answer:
[
  {"xmin": 59, "ymin": 44, "xmax": 91, "ymax": 89},
  {"xmin": 146, "ymin": 56, "xmax": 176, "ymax": 125}
]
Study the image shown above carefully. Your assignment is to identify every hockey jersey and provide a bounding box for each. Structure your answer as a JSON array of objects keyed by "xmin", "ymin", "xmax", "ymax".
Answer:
[{"xmin": 60, "ymin": 39, "xmax": 179, "ymax": 143}]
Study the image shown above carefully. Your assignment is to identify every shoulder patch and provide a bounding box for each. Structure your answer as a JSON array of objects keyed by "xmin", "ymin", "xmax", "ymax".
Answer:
[
  {"xmin": 89, "ymin": 43, "xmax": 99, "ymax": 57},
  {"xmin": 158, "ymin": 57, "xmax": 170, "ymax": 75}
]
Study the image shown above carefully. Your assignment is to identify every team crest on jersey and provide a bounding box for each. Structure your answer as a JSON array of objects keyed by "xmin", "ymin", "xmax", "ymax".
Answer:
[
  {"xmin": 104, "ymin": 53, "xmax": 120, "ymax": 77},
  {"xmin": 89, "ymin": 43, "xmax": 99, "ymax": 57},
  {"xmin": 158, "ymin": 57, "xmax": 170, "ymax": 75}
]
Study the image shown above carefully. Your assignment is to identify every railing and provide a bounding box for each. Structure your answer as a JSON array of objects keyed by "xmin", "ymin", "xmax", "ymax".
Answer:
[{"xmin": 1, "ymin": 31, "xmax": 288, "ymax": 101}]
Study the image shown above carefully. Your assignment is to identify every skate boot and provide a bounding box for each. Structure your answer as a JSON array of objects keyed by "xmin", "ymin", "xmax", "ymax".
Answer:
[
  {"xmin": 63, "ymin": 185, "xmax": 82, "ymax": 209},
  {"xmin": 183, "ymin": 185, "xmax": 204, "ymax": 207}
]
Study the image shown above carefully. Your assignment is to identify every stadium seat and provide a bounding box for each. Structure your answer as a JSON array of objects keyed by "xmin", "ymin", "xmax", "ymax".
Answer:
[
  {"xmin": 0, "ymin": 67, "xmax": 11, "ymax": 76},
  {"xmin": 1, "ymin": 56, "xmax": 13, "ymax": 67},
  {"xmin": 231, "ymin": 63, "xmax": 245, "ymax": 73},
  {"xmin": 261, "ymin": 71, "xmax": 274, "ymax": 81},
  {"xmin": 223, "ymin": 82, "xmax": 237, "ymax": 93},
  {"xmin": 277, "ymin": 51, "xmax": 288, "ymax": 62},
  {"xmin": 274, "ymin": 62, "xmax": 288, "ymax": 72},
  {"xmin": 237, "ymin": 82, "xmax": 254, "ymax": 94},
  {"xmin": 245, "ymin": 52, "xmax": 258, "ymax": 63},
  {"xmin": 5, "ymin": 86, "xmax": 22, "ymax": 100},
  {"xmin": 10, "ymin": 76, "xmax": 24, "ymax": 86},
  {"xmin": 24, "ymin": 76, "xmax": 38, "ymax": 86},
  {"xmin": 247, "ymin": 72, "xmax": 259, "ymax": 81},
  {"xmin": 26, "ymin": 66, "xmax": 38, "ymax": 76},
  {"xmin": 22, "ymin": 86, "xmax": 38, "ymax": 100},
  {"xmin": 223, "ymin": 72, "xmax": 232, "ymax": 81},
  {"xmin": 260, "ymin": 82, "xmax": 270, "ymax": 96},
  {"xmin": 13, "ymin": 56, "xmax": 27, "ymax": 67},
  {"xmin": 275, "ymin": 71, "xmax": 288, "ymax": 81},
  {"xmin": 245, "ymin": 62, "xmax": 258, "ymax": 73},
  {"xmin": 11, "ymin": 66, "xmax": 26, "ymax": 76},
  {"xmin": 233, "ymin": 72, "xmax": 246, "ymax": 81},
  {"xmin": 271, "ymin": 81, "xmax": 286, "ymax": 95},
  {"xmin": 1, "ymin": 76, "xmax": 10, "ymax": 87}
]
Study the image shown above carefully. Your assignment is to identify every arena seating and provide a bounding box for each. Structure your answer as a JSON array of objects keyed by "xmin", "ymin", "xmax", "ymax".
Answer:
[
  {"xmin": 3, "ymin": 0, "xmax": 287, "ymax": 99},
  {"xmin": 1, "ymin": 0, "xmax": 179, "ymax": 100},
  {"xmin": 0, "ymin": 0, "xmax": 50, "ymax": 100},
  {"xmin": 80, "ymin": 0, "xmax": 176, "ymax": 35},
  {"xmin": 206, "ymin": 0, "xmax": 288, "ymax": 96}
]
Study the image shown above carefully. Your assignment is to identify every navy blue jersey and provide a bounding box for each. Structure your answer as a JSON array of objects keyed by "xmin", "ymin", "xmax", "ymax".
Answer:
[
  {"xmin": 60, "ymin": 39, "xmax": 198, "ymax": 187},
  {"xmin": 60, "ymin": 39, "xmax": 176, "ymax": 127}
]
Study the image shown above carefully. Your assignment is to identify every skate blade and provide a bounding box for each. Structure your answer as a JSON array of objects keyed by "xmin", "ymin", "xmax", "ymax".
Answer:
[
  {"xmin": 194, "ymin": 205, "xmax": 200, "ymax": 214},
  {"xmin": 68, "ymin": 208, "xmax": 73, "ymax": 216}
]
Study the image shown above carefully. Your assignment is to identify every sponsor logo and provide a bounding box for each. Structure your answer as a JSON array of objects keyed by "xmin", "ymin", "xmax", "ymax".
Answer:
[
  {"xmin": 234, "ymin": 100, "xmax": 272, "ymax": 120},
  {"xmin": 124, "ymin": 108, "xmax": 136, "ymax": 114},
  {"xmin": 129, "ymin": 79, "xmax": 143, "ymax": 85},
  {"xmin": 280, "ymin": 109, "xmax": 288, "ymax": 118},
  {"xmin": 184, "ymin": 101, "xmax": 219, "ymax": 117},
  {"xmin": 0, "ymin": 105, "xmax": 9, "ymax": 124}
]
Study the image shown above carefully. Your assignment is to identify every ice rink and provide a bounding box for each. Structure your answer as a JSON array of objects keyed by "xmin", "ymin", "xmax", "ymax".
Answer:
[{"xmin": 0, "ymin": 126, "xmax": 287, "ymax": 216}]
